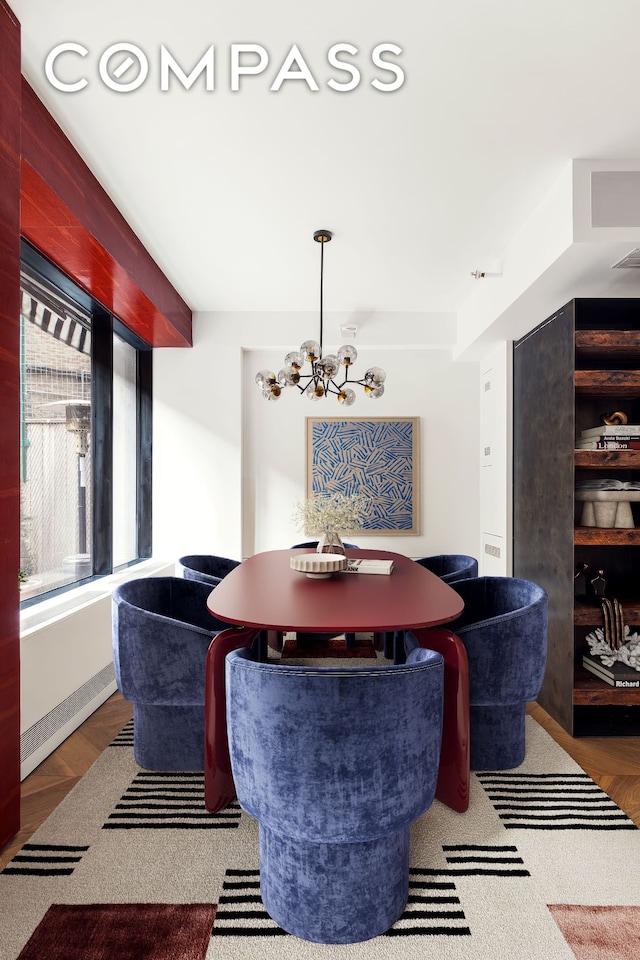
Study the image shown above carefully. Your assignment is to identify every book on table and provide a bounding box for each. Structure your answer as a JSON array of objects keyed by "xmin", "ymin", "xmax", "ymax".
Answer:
[
  {"xmin": 344, "ymin": 558, "xmax": 394, "ymax": 575},
  {"xmin": 582, "ymin": 652, "xmax": 640, "ymax": 688}
]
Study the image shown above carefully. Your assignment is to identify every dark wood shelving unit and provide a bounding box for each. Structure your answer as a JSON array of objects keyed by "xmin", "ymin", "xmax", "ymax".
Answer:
[
  {"xmin": 575, "ymin": 370, "xmax": 640, "ymax": 396},
  {"xmin": 573, "ymin": 667, "xmax": 640, "ymax": 706},
  {"xmin": 575, "ymin": 330, "xmax": 640, "ymax": 359},
  {"xmin": 574, "ymin": 527, "xmax": 640, "ymax": 545},
  {"xmin": 514, "ymin": 299, "xmax": 640, "ymax": 737},
  {"xmin": 575, "ymin": 450, "xmax": 640, "ymax": 468},
  {"xmin": 574, "ymin": 599, "xmax": 640, "ymax": 625}
]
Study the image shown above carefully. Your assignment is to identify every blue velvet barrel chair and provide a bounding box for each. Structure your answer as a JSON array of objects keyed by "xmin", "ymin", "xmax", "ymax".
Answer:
[
  {"xmin": 290, "ymin": 540, "xmax": 360, "ymax": 550},
  {"xmin": 416, "ymin": 553, "xmax": 478, "ymax": 583},
  {"xmin": 112, "ymin": 576, "xmax": 234, "ymax": 770},
  {"xmin": 384, "ymin": 554, "xmax": 479, "ymax": 659},
  {"xmin": 177, "ymin": 554, "xmax": 241, "ymax": 587},
  {"xmin": 406, "ymin": 575, "xmax": 547, "ymax": 770},
  {"xmin": 225, "ymin": 645, "xmax": 445, "ymax": 943}
]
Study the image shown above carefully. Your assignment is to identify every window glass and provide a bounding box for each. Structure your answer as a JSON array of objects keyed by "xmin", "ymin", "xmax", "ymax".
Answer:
[
  {"xmin": 19, "ymin": 251, "xmax": 152, "ymax": 605},
  {"xmin": 112, "ymin": 334, "xmax": 138, "ymax": 567},
  {"xmin": 19, "ymin": 274, "xmax": 93, "ymax": 599}
]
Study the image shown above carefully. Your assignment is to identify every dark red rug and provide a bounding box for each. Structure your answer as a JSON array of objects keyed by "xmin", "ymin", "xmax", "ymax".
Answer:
[
  {"xmin": 17, "ymin": 903, "xmax": 217, "ymax": 960},
  {"xmin": 549, "ymin": 904, "xmax": 640, "ymax": 960},
  {"xmin": 281, "ymin": 634, "xmax": 377, "ymax": 658}
]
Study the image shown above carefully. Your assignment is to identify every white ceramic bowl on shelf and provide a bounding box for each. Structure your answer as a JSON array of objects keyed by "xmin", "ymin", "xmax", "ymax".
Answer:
[{"xmin": 290, "ymin": 553, "xmax": 347, "ymax": 579}]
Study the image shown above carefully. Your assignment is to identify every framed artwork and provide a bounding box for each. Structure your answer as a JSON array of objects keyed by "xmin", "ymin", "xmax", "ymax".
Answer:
[{"xmin": 306, "ymin": 416, "xmax": 419, "ymax": 535}]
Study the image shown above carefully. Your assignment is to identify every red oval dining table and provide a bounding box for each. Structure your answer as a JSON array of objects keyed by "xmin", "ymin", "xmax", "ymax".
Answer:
[{"xmin": 204, "ymin": 549, "xmax": 470, "ymax": 814}]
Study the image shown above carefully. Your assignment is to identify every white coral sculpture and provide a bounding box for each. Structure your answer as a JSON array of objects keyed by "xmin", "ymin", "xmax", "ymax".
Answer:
[{"xmin": 585, "ymin": 626, "xmax": 640, "ymax": 672}]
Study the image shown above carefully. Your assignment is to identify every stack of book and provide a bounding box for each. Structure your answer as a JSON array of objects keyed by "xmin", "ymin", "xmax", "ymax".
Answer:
[
  {"xmin": 576, "ymin": 424, "xmax": 640, "ymax": 450},
  {"xmin": 582, "ymin": 651, "xmax": 640, "ymax": 688},
  {"xmin": 575, "ymin": 478, "xmax": 640, "ymax": 492},
  {"xmin": 344, "ymin": 558, "xmax": 394, "ymax": 575}
]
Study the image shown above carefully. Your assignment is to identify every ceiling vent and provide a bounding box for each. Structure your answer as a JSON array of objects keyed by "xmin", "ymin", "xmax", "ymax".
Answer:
[{"xmin": 611, "ymin": 249, "xmax": 640, "ymax": 268}]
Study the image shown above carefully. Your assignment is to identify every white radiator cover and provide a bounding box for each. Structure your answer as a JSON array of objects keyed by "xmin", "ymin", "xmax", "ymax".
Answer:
[{"xmin": 20, "ymin": 559, "xmax": 175, "ymax": 778}]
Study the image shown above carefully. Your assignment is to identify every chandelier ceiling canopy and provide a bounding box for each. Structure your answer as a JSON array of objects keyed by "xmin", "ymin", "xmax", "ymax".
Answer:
[{"xmin": 255, "ymin": 230, "xmax": 386, "ymax": 404}]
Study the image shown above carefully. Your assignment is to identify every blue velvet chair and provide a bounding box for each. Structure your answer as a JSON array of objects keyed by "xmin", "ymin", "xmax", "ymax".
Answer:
[
  {"xmin": 112, "ymin": 576, "xmax": 234, "ymax": 771},
  {"xmin": 406, "ymin": 575, "xmax": 547, "ymax": 770},
  {"xmin": 178, "ymin": 553, "xmax": 241, "ymax": 587},
  {"xmin": 225, "ymin": 645, "xmax": 444, "ymax": 943},
  {"xmin": 384, "ymin": 553, "xmax": 479, "ymax": 659},
  {"xmin": 290, "ymin": 540, "xmax": 360, "ymax": 550},
  {"xmin": 416, "ymin": 553, "xmax": 478, "ymax": 583}
]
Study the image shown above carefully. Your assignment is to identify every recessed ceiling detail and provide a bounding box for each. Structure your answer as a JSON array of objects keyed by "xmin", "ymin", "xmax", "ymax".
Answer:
[{"xmin": 611, "ymin": 249, "xmax": 640, "ymax": 269}]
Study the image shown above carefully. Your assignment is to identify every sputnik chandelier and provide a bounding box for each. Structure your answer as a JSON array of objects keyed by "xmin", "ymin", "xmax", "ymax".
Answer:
[{"xmin": 255, "ymin": 229, "xmax": 386, "ymax": 405}]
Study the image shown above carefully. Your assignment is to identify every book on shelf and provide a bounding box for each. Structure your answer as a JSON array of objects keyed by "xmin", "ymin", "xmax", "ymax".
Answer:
[
  {"xmin": 576, "ymin": 443, "xmax": 640, "ymax": 451},
  {"xmin": 576, "ymin": 479, "xmax": 640, "ymax": 491},
  {"xmin": 344, "ymin": 558, "xmax": 394, "ymax": 575},
  {"xmin": 582, "ymin": 652, "xmax": 640, "ymax": 688},
  {"xmin": 581, "ymin": 424, "xmax": 640, "ymax": 438},
  {"xmin": 576, "ymin": 438, "xmax": 640, "ymax": 450}
]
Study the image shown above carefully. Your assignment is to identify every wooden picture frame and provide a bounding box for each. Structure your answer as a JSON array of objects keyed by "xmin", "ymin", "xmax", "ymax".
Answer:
[{"xmin": 306, "ymin": 416, "xmax": 419, "ymax": 535}]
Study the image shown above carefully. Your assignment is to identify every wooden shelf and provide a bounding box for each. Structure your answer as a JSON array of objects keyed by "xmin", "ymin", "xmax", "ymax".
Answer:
[
  {"xmin": 574, "ymin": 526, "xmax": 640, "ymax": 545},
  {"xmin": 515, "ymin": 301, "xmax": 640, "ymax": 737},
  {"xmin": 574, "ymin": 330, "xmax": 640, "ymax": 717},
  {"xmin": 575, "ymin": 370, "xmax": 640, "ymax": 396},
  {"xmin": 575, "ymin": 330, "xmax": 640, "ymax": 359},
  {"xmin": 574, "ymin": 599, "xmax": 640, "ymax": 626},
  {"xmin": 573, "ymin": 666, "xmax": 640, "ymax": 705},
  {"xmin": 575, "ymin": 449, "xmax": 640, "ymax": 468}
]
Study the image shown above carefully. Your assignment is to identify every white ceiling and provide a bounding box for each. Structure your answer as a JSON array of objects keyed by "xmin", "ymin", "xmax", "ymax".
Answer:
[{"xmin": 11, "ymin": 0, "xmax": 640, "ymax": 339}]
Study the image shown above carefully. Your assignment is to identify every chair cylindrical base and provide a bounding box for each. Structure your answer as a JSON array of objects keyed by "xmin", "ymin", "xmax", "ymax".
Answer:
[
  {"xmin": 134, "ymin": 703, "xmax": 204, "ymax": 771},
  {"xmin": 470, "ymin": 702, "xmax": 526, "ymax": 770},
  {"xmin": 259, "ymin": 823, "xmax": 409, "ymax": 943}
]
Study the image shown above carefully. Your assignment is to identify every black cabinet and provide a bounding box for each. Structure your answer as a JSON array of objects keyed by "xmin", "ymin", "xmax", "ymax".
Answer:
[{"xmin": 514, "ymin": 299, "xmax": 640, "ymax": 736}]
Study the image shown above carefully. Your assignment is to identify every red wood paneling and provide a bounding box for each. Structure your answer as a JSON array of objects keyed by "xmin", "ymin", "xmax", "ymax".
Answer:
[
  {"xmin": 20, "ymin": 80, "xmax": 192, "ymax": 347},
  {"xmin": 0, "ymin": 0, "xmax": 22, "ymax": 849},
  {"xmin": 1, "ymin": 7, "xmax": 195, "ymax": 853}
]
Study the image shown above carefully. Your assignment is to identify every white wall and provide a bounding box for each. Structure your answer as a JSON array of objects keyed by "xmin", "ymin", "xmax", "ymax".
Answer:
[
  {"xmin": 19, "ymin": 557, "xmax": 174, "ymax": 778},
  {"xmin": 478, "ymin": 341, "xmax": 512, "ymax": 575},
  {"xmin": 153, "ymin": 312, "xmax": 482, "ymax": 563},
  {"xmin": 153, "ymin": 336, "xmax": 245, "ymax": 561}
]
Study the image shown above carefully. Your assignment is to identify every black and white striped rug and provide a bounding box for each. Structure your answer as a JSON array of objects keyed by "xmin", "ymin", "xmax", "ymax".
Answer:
[{"xmin": 1, "ymin": 716, "xmax": 639, "ymax": 959}]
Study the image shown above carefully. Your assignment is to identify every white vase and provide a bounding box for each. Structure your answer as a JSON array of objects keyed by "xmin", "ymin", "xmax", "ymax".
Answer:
[{"xmin": 316, "ymin": 531, "xmax": 345, "ymax": 555}]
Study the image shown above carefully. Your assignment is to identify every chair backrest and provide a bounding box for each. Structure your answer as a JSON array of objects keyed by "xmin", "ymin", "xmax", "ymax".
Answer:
[
  {"xmin": 225, "ymin": 646, "xmax": 444, "ymax": 843},
  {"xmin": 290, "ymin": 540, "xmax": 360, "ymax": 550},
  {"xmin": 448, "ymin": 575, "xmax": 547, "ymax": 629},
  {"xmin": 445, "ymin": 575, "xmax": 548, "ymax": 703},
  {"xmin": 112, "ymin": 576, "xmax": 225, "ymax": 704},
  {"xmin": 178, "ymin": 554, "xmax": 241, "ymax": 586},
  {"xmin": 114, "ymin": 575, "xmax": 221, "ymax": 631},
  {"xmin": 416, "ymin": 554, "xmax": 478, "ymax": 583}
]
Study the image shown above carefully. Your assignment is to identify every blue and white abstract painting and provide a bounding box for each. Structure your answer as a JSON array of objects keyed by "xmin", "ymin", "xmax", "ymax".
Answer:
[{"xmin": 306, "ymin": 417, "xmax": 419, "ymax": 534}]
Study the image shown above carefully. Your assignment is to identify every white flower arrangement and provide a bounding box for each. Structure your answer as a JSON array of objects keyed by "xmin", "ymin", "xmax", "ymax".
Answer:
[
  {"xmin": 293, "ymin": 493, "xmax": 368, "ymax": 534},
  {"xmin": 585, "ymin": 626, "xmax": 640, "ymax": 672}
]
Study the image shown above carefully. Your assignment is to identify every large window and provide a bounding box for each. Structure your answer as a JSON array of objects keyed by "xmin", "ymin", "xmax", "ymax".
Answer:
[
  {"xmin": 19, "ymin": 242, "xmax": 152, "ymax": 603},
  {"xmin": 112, "ymin": 335, "xmax": 139, "ymax": 568}
]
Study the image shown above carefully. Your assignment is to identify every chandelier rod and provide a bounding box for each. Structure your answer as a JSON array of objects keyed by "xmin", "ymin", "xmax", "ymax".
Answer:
[
  {"xmin": 318, "ymin": 232, "xmax": 325, "ymax": 356},
  {"xmin": 320, "ymin": 232, "xmax": 324, "ymax": 357}
]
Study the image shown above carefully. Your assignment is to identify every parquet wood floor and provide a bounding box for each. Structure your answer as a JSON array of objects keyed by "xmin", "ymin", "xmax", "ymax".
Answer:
[
  {"xmin": 0, "ymin": 692, "xmax": 133, "ymax": 870},
  {"xmin": 1, "ymin": 694, "xmax": 639, "ymax": 870},
  {"xmin": 527, "ymin": 702, "xmax": 640, "ymax": 827}
]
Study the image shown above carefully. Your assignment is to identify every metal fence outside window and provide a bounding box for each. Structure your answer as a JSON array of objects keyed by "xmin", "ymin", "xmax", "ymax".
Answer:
[{"xmin": 19, "ymin": 277, "xmax": 93, "ymax": 600}]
